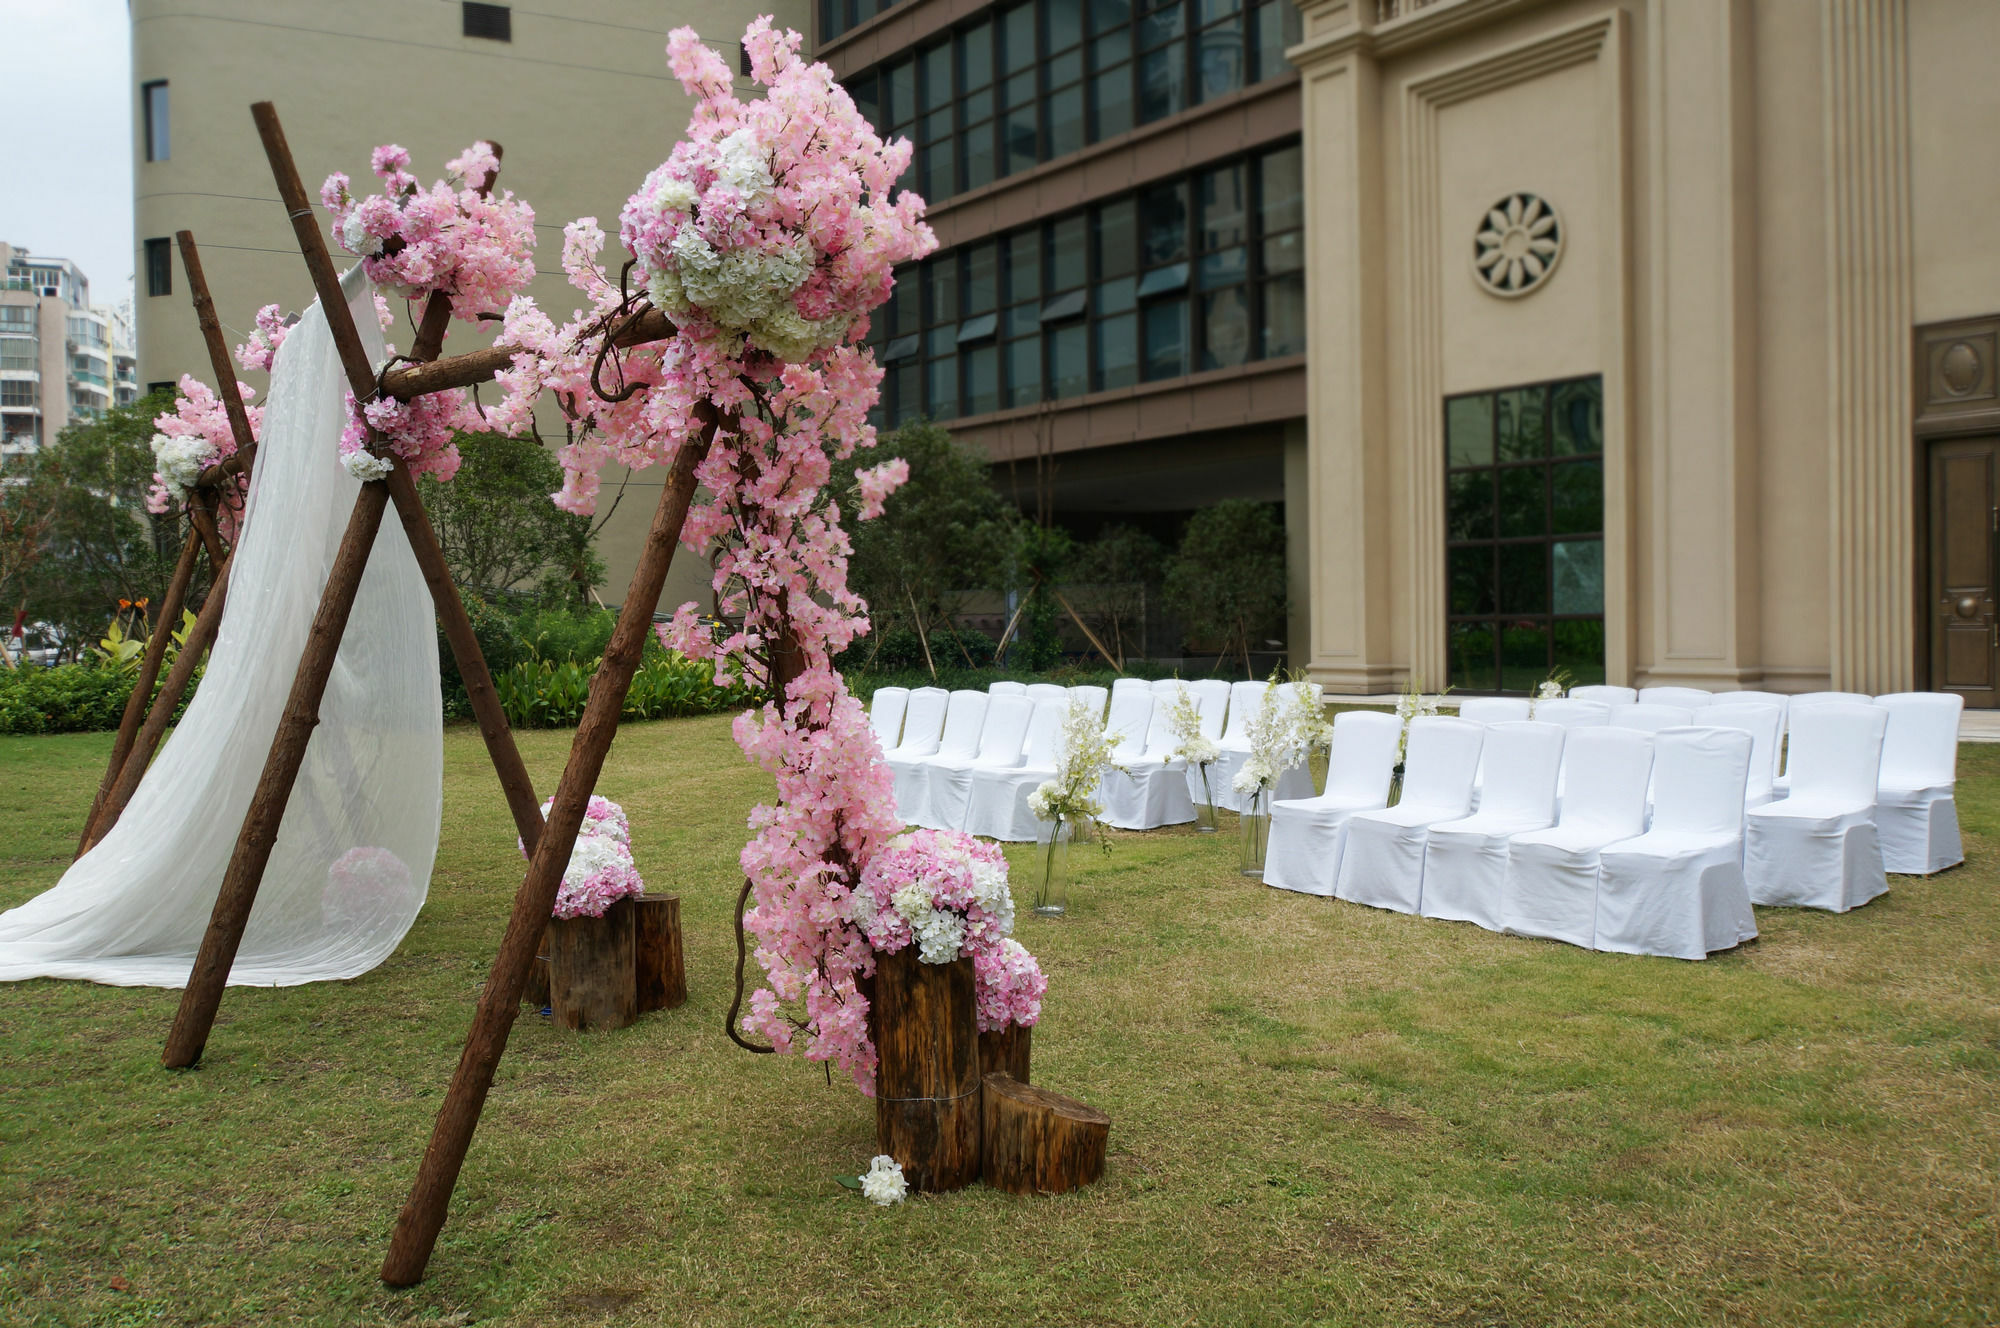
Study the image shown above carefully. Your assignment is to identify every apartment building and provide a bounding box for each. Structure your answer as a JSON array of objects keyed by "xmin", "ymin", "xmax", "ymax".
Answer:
[
  {"xmin": 1, "ymin": 243, "xmax": 131, "ymax": 461},
  {"xmin": 130, "ymin": 0, "xmax": 804, "ymax": 605}
]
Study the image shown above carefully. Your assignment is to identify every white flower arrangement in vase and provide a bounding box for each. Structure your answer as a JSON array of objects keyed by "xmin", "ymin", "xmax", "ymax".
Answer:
[
  {"xmin": 1026, "ymin": 696, "xmax": 1122, "ymax": 913},
  {"xmin": 1230, "ymin": 671, "xmax": 1312, "ymax": 876},
  {"xmin": 1166, "ymin": 683, "xmax": 1222, "ymax": 832},
  {"xmin": 1527, "ymin": 666, "xmax": 1573, "ymax": 718}
]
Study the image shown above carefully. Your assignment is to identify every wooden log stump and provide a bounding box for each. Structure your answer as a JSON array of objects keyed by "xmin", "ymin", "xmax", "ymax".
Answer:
[
  {"xmin": 872, "ymin": 946, "xmax": 981, "ymax": 1193},
  {"xmin": 978, "ymin": 1022, "xmax": 1032, "ymax": 1084},
  {"xmin": 633, "ymin": 893, "xmax": 686, "ymax": 1013},
  {"xmin": 981, "ymin": 1072, "xmax": 1109, "ymax": 1197},
  {"xmin": 521, "ymin": 925, "xmax": 550, "ymax": 1009},
  {"xmin": 547, "ymin": 897, "xmax": 637, "ymax": 1032}
]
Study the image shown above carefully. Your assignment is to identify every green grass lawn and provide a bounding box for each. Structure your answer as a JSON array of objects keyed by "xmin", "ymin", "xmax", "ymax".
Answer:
[{"xmin": 1, "ymin": 720, "xmax": 1996, "ymax": 1327}]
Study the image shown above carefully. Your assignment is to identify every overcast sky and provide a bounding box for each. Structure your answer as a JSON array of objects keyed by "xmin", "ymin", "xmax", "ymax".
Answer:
[{"xmin": 1, "ymin": 0, "xmax": 133, "ymax": 308}]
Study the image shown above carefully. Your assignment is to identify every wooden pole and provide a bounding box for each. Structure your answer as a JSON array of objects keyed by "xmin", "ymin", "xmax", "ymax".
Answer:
[
  {"xmin": 381, "ymin": 408, "xmax": 720, "ymax": 1288},
  {"xmin": 77, "ymin": 526, "xmax": 202, "ymax": 857},
  {"xmin": 161, "ymin": 481, "xmax": 391, "ymax": 1068},
  {"xmin": 83, "ymin": 560, "xmax": 232, "ymax": 853},
  {"xmin": 175, "ymin": 231, "xmax": 260, "ymax": 483},
  {"xmin": 186, "ymin": 497, "xmax": 228, "ymax": 571},
  {"xmin": 378, "ymin": 308, "xmax": 671, "ymax": 401}
]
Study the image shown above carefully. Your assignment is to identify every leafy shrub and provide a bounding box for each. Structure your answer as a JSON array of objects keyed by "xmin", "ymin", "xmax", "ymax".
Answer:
[
  {"xmin": 491, "ymin": 646, "xmax": 753, "ymax": 729},
  {"xmin": 0, "ymin": 662, "xmax": 202, "ymax": 736}
]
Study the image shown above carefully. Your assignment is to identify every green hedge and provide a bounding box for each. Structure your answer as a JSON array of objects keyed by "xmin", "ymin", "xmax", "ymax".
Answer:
[
  {"xmin": 491, "ymin": 647, "xmax": 756, "ymax": 729},
  {"xmin": 0, "ymin": 662, "xmax": 203, "ymax": 736}
]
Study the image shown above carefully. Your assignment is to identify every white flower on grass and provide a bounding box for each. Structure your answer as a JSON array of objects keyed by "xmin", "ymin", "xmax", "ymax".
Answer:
[{"xmin": 861, "ymin": 1154, "xmax": 907, "ymax": 1206}]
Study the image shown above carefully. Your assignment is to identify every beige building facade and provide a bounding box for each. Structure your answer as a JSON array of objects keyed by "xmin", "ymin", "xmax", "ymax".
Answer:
[
  {"xmin": 130, "ymin": 0, "xmax": 804, "ymax": 607},
  {"xmin": 1293, "ymin": 0, "xmax": 2000, "ymax": 701},
  {"xmin": 2, "ymin": 243, "xmax": 128, "ymax": 458}
]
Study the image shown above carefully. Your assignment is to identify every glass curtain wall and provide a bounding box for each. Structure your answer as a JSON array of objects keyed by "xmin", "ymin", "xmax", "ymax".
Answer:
[
  {"xmin": 1445, "ymin": 376, "xmax": 1606, "ymax": 692},
  {"xmin": 868, "ymin": 141, "xmax": 1304, "ymax": 426},
  {"xmin": 842, "ymin": 0, "xmax": 1302, "ymax": 204}
]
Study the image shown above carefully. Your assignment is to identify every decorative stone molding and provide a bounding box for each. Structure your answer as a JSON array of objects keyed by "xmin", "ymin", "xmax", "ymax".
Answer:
[
  {"xmin": 1822, "ymin": 0, "xmax": 1914, "ymax": 693},
  {"xmin": 1471, "ymin": 193, "xmax": 1563, "ymax": 297}
]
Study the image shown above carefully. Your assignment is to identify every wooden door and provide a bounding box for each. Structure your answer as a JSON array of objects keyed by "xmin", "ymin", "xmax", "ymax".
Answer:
[{"xmin": 1929, "ymin": 436, "xmax": 2000, "ymax": 705}]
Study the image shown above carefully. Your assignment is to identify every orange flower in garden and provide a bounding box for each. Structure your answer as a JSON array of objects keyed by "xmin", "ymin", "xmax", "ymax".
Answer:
[
  {"xmin": 118, "ymin": 598, "xmax": 132, "ymax": 610},
  {"xmin": 136, "ymin": 598, "xmax": 150, "ymax": 609}
]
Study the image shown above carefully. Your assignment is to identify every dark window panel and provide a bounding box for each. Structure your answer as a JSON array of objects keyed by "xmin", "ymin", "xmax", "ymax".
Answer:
[
  {"xmin": 1142, "ymin": 298, "xmax": 1187, "ymax": 379},
  {"xmin": 1251, "ymin": 0, "xmax": 1301, "ymax": 80},
  {"xmin": 1259, "ymin": 145, "xmax": 1304, "ymax": 233},
  {"xmin": 1138, "ymin": 40, "xmax": 1187, "ymax": 121},
  {"xmin": 1262, "ymin": 231, "xmax": 1304, "ymax": 275},
  {"xmin": 1140, "ymin": 3, "xmax": 1185, "ymax": 49},
  {"xmin": 1006, "ymin": 230, "xmax": 1040, "ymax": 305},
  {"xmin": 1092, "ymin": 65, "xmax": 1135, "ymax": 139},
  {"xmin": 1199, "ymin": 286, "xmax": 1250, "ymax": 370},
  {"xmin": 1049, "ymin": 322, "xmax": 1089, "ymax": 397},
  {"xmin": 1450, "ymin": 621, "xmax": 1499, "ymax": 692},
  {"xmin": 1097, "ymin": 198, "xmax": 1138, "ymax": 279},
  {"xmin": 1007, "ymin": 334, "xmax": 1043, "ymax": 406},
  {"xmin": 888, "ymin": 61, "xmax": 916, "ymax": 124},
  {"xmin": 927, "ymin": 258, "xmax": 958, "ymax": 324},
  {"xmin": 965, "ymin": 344, "xmax": 1000, "ymax": 415},
  {"xmin": 1196, "ymin": 15, "xmax": 1246, "ymax": 102},
  {"xmin": 1448, "ymin": 546, "xmax": 1495, "ymax": 615},
  {"xmin": 1047, "ymin": 1, "xmax": 1084, "ymax": 51},
  {"xmin": 1497, "ymin": 386, "xmax": 1548, "ymax": 461},
  {"xmin": 1553, "ymin": 539, "xmax": 1605, "ymax": 615},
  {"xmin": 1447, "ymin": 394, "xmax": 1494, "ymax": 467},
  {"xmin": 1200, "ymin": 246, "xmax": 1247, "ymax": 288},
  {"xmin": 1199, "ymin": 162, "xmax": 1248, "ymax": 252},
  {"xmin": 1497, "ymin": 465, "xmax": 1546, "ymax": 538},
  {"xmin": 1093, "ymin": 29, "xmax": 1133, "ymax": 69},
  {"xmin": 927, "ymin": 353, "xmax": 959, "ymax": 418},
  {"xmin": 1091, "ymin": 0, "xmax": 1133, "ymax": 34},
  {"xmin": 1002, "ymin": 3, "xmax": 1037, "ymax": 71},
  {"xmin": 463, "ymin": 2, "xmax": 511, "ymax": 41},
  {"xmin": 1136, "ymin": 262, "xmax": 1190, "ymax": 298},
  {"xmin": 1049, "ymin": 216, "xmax": 1089, "ymax": 291},
  {"xmin": 1046, "ymin": 84, "xmax": 1085, "ymax": 157},
  {"xmin": 961, "ymin": 19, "xmax": 994, "ymax": 90},
  {"xmin": 1498, "ymin": 543, "xmax": 1549, "ymax": 614},
  {"xmin": 144, "ymin": 237, "xmax": 172, "ymax": 297},
  {"xmin": 1552, "ymin": 459, "xmax": 1604, "ymax": 534},
  {"xmin": 1095, "ymin": 312, "xmax": 1138, "ymax": 390},
  {"xmin": 1260, "ymin": 272, "xmax": 1305, "ymax": 356},
  {"xmin": 1095, "ymin": 275, "xmax": 1137, "ymax": 317},
  {"xmin": 1140, "ymin": 182, "xmax": 1189, "ymax": 265},
  {"xmin": 923, "ymin": 42, "xmax": 954, "ymax": 110},
  {"xmin": 1003, "ymin": 106, "xmax": 1039, "ymax": 173},
  {"xmin": 1447, "ymin": 471, "xmax": 1495, "ymax": 542},
  {"xmin": 1499, "ymin": 622, "xmax": 1550, "ymax": 692},
  {"xmin": 1552, "ymin": 619, "xmax": 1607, "ymax": 687},
  {"xmin": 958, "ymin": 312, "xmax": 999, "ymax": 343},
  {"xmin": 1552, "ymin": 377, "xmax": 1604, "ymax": 455},
  {"xmin": 1041, "ymin": 289, "xmax": 1088, "ymax": 322}
]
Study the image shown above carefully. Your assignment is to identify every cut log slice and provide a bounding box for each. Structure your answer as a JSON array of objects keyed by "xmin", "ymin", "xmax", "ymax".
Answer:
[
  {"xmin": 872, "ymin": 947, "xmax": 981, "ymax": 1192},
  {"xmin": 547, "ymin": 896, "xmax": 637, "ymax": 1032},
  {"xmin": 633, "ymin": 893, "xmax": 686, "ymax": 1013},
  {"xmin": 981, "ymin": 1071, "xmax": 1109, "ymax": 1197},
  {"xmin": 978, "ymin": 1022, "xmax": 1032, "ymax": 1084}
]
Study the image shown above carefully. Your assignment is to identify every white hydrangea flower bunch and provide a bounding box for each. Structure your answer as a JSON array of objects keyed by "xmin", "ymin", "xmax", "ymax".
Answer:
[
  {"xmin": 861, "ymin": 1154, "xmax": 907, "ymax": 1206},
  {"xmin": 1166, "ymin": 683, "xmax": 1220, "ymax": 768},
  {"xmin": 850, "ymin": 829, "xmax": 1015, "ymax": 965},
  {"xmin": 148, "ymin": 431, "xmax": 217, "ymax": 507},
  {"xmin": 1029, "ymin": 696, "xmax": 1120, "ymax": 826},
  {"xmin": 1527, "ymin": 668, "xmax": 1570, "ymax": 718}
]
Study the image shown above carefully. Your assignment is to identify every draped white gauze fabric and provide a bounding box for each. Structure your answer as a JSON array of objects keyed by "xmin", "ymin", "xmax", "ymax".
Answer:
[{"xmin": 0, "ymin": 268, "xmax": 442, "ymax": 987}]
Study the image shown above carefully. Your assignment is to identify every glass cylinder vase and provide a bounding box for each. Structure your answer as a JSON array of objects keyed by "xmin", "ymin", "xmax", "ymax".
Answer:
[
  {"xmin": 1239, "ymin": 787, "xmax": 1271, "ymax": 877},
  {"xmin": 1034, "ymin": 815, "xmax": 1081, "ymax": 916},
  {"xmin": 1194, "ymin": 765, "xmax": 1219, "ymax": 834}
]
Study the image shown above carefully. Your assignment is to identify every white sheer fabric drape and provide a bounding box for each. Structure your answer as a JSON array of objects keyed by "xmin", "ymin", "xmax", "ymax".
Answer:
[{"xmin": 0, "ymin": 268, "xmax": 442, "ymax": 987}]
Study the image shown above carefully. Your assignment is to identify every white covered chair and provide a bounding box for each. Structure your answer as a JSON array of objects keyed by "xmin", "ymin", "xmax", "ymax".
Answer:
[
  {"xmin": 1500, "ymin": 727, "xmax": 1654, "ymax": 948},
  {"xmin": 1068, "ymin": 684, "xmax": 1110, "ymax": 721},
  {"xmin": 1024, "ymin": 682, "xmax": 1067, "ymax": 705},
  {"xmin": 1334, "ymin": 717, "xmax": 1485, "ymax": 915},
  {"xmin": 1148, "ymin": 678, "xmax": 1182, "ymax": 699},
  {"xmin": 868, "ymin": 686, "xmax": 909, "ymax": 751},
  {"xmin": 1111, "ymin": 676, "xmax": 1152, "ymax": 700},
  {"xmin": 1100, "ymin": 689, "xmax": 1197, "ymax": 830},
  {"xmin": 1874, "ymin": 692, "xmax": 1965, "ymax": 874},
  {"xmin": 963, "ymin": 698, "xmax": 1069, "ymax": 842},
  {"xmin": 1639, "ymin": 686, "xmax": 1714, "ymax": 709},
  {"xmin": 1264, "ymin": 711, "xmax": 1401, "ymax": 896},
  {"xmin": 1419, "ymin": 721, "xmax": 1567, "ymax": 930},
  {"xmin": 1698, "ymin": 703, "xmax": 1783, "ymax": 806},
  {"xmin": 893, "ymin": 689, "xmax": 988, "ymax": 828},
  {"xmin": 1182, "ymin": 678, "xmax": 1235, "ymax": 807},
  {"xmin": 1594, "ymin": 727, "xmax": 1756, "ymax": 960},
  {"xmin": 1608, "ymin": 703, "xmax": 1694, "ymax": 734},
  {"xmin": 1530, "ymin": 698, "xmax": 1611, "ymax": 728},
  {"xmin": 925, "ymin": 694, "xmax": 1035, "ymax": 831},
  {"xmin": 1569, "ymin": 684, "xmax": 1637, "ymax": 706},
  {"xmin": 882, "ymin": 687, "xmax": 947, "ymax": 765},
  {"xmin": 988, "ymin": 679, "xmax": 1028, "ymax": 696},
  {"xmin": 1745, "ymin": 702, "xmax": 1888, "ymax": 912},
  {"xmin": 1102, "ymin": 685, "xmax": 1154, "ymax": 764},
  {"xmin": 1211, "ymin": 680, "xmax": 1270, "ymax": 813},
  {"xmin": 1459, "ymin": 697, "xmax": 1531, "ymax": 723},
  {"xmin": 1792, "ymin": 690, "xmax": 1872, "ymax": 710},
  {"xmin": 1716, "ymin": 688, "xmax": 1789, "ymax": 710}
]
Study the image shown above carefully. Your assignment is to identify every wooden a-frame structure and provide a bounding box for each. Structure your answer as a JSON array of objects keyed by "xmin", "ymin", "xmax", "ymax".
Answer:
[{"xmin": 132, "ymin": 101, "xmax": 720, "ymax": 1288}]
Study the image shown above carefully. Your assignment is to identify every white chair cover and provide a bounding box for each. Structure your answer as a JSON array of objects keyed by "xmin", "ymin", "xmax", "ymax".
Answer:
[
  {"xmin": 1024, "ymin": 682, "xmax": 1067, "ymax": 704},
  {"xmin": 963, "ymin": 698, "xmax": 1068, "ymax": 841},
  {"xmin": 1595, "ymin": 727, "xmax": 1756, "ymax": 960},
  {"xmin": 1211, "ymin": 680, "xmax": 1269, "ymax": 812},
  {"xmin": 1420, "ymin": 721, "xmax": 1566, "ymax": 929},
  {"xmin": 1182, "ymin": 678, "xmax": 1234, "ymax": 806},
  {"xmin": 1103, "ymin": 687, "xmax": 1153, "ymax": 763},
  {"xmin": 1460, "ymin": 697, "xmax": 1531, "ymax": 723},
  {"xmin": 1792, "ymin": 691, "xmax": 1873, "ymax": 710},
  {"xmin": 1745, "ymin": 702, "xmax": 1888, "ymax": 911},
  {"xmin": 1501, "ymin": 727, "xmax": 1654, "ymax": 947},
  {"xmin": 890, "ymin": 688, "xmax": 978, "ymax": 825},
  {"xmin": 925, "ymin": 694, "xmax": 1035, "ymax": 831},
  {"xmin": 1569, "ymin": 684, "xmax": 1637, "ymax": 706},
  {"xmin": 0, "ymin": 268, "xmax": 442, "ymax": 988},
  {"xmin": 1264, "ymin": 711, "xmax": 1401, "ymax": 896},
  {"xmin": 988, "ymin": 680, "xmax": 1028, "ymax": 696},
  {"xmin": 1715, "ymin": 689, "xmax": 1789, "ymax": 710},
  {"xmin": 1111, "ymin": 677, "xmax": 1151, "ymax": 698},
  {"xmin": 1530, "ymin": 699, "xmax": 1611, "ymax": 728},
  {"xmin": 1148, "ymin": 678, "xmax": 1180, "ymax": 698},
  {"xmin": 868, "ymin": 686, "xmax": 909, "ymax": 750},
  {"xmin": 883, "ymin": 686, "xmax": 948, "ymax": 822},
  {"xmin": 1608, "ymin": 703, "xmax": 1694, "ymax": 733},
  {"xmin": 1874, "ymin": 692, "xmax": 1964, "ymax": 874},
  {"xmin": 1639, "ymin": 686, "xmax": 1714, "ymax": 709},
  {"xmin": 1068, "ymin": 684, "xmax": 1109, "ymax": 721},
  {"xmin": 1334, "ymin": 717, "xmax": 1484, "ymax": 914},
  {"xmin": 1697, "ymin": 703, "xmax": 1782, "ymax": 805},
  {"xmin": 1100, "ymin": 684, "xmax": 1196, "ymax": 830}
]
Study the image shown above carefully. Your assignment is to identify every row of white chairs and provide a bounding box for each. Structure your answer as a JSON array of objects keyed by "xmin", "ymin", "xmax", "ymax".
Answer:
[
  {"xmin": 1265, "ymin": 698, "xmax": 1956, "ymax": 957},
  {"xmin": 871, "ymin": 678, "xmax": 1316, "ymax": 836},
  {"xmin": 1459, "ymin": 691, "xmax": 1963, "ymax": 874}
]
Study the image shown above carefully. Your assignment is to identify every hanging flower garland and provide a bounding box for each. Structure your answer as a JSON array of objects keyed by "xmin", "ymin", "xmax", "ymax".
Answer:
[
  {"xmin": 483, "ymin": 20, "xmax": 1043, "ymax": 1093},
  {"xmin": 321, "ymin": 141, "xmax": 537, "ymax": 482}
]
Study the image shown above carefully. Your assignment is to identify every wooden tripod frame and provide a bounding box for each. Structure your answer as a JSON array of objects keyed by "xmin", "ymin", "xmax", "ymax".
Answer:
[{"xmin": 150, "ymin": 101, "xmax": 719, "ymax": 1288}]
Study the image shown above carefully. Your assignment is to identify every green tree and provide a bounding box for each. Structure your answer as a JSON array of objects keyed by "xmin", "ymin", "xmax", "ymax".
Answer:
[
  {"xmin": 9, "ymin": 389, "xmax": 183, "ymax": 657},
  {"xmin": 1163, "ymin": 499, "xmax": 1288, "ymax": 678},
  {"xmin": 418, "ymin": 430, "xmax": 604, "ymax": 606},
  {"xmin": 1007, "ymin": 521, "xmax": 1073, "ymax": 672},
  {"xmin": 1070, "ymin": 523, "xmax": 1166, "ymax": 668},
  {"xmin": 845, "ymin": 421, "xmax": 1014, "ymax": 673}
]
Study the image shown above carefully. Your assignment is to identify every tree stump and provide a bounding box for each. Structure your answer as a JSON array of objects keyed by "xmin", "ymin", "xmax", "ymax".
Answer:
[
  {"xmin": 547, "ymin": 897, "xmax": 636, "ymax": 1032},
  {"xmin": 872, "ymin": 946, "xmax": 981, "ymax": 1192},
  {"xmin": 633, "ymin": 893, "xmax": 686, "ymax": 1013},
  {"xmin": 978, "ymin": 1022, "xmax": 1032, "ymax": 1084},
  {"xmin": 980, "ymin": 1072, "xmax": 1109, "ymax": 1196},
  {"xmin": 521, "ymin": 926, "xmax": 550, "ymax": 1009}
]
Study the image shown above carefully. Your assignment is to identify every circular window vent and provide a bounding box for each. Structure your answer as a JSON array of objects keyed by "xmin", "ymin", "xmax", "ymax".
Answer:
[{"xmin": 1473, "ymin": 193, "xmax": 1563, "ymax": 298}]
